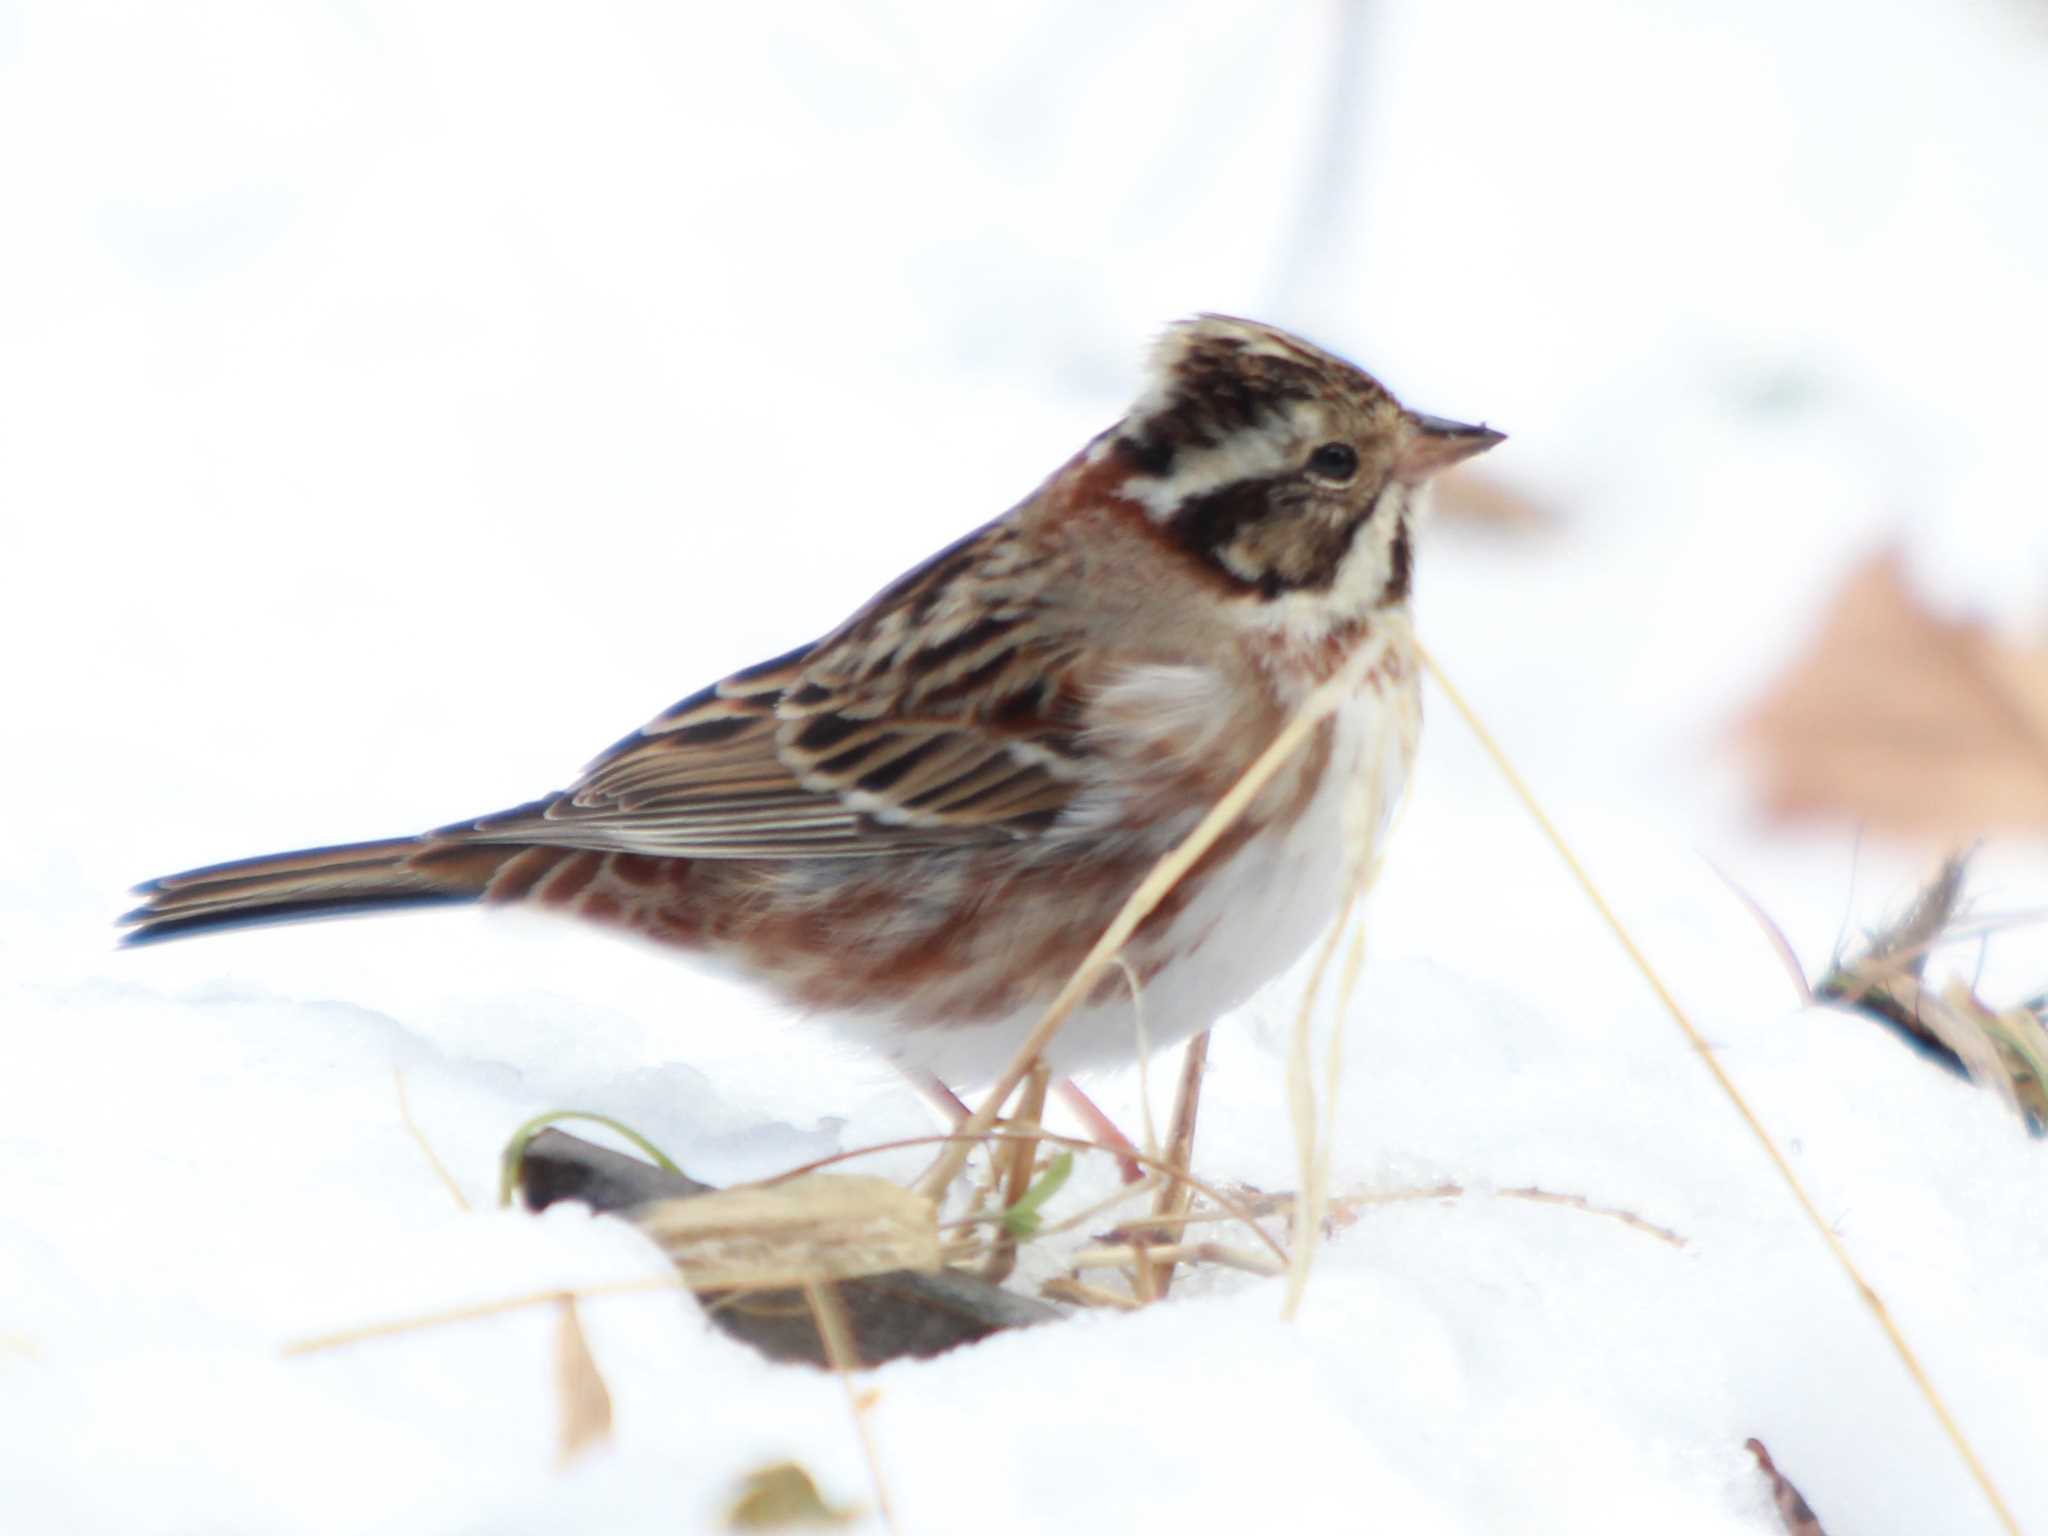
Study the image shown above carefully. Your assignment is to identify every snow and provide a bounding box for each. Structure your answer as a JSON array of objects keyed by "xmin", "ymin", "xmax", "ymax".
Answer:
[{"xmin": 4, "ymin": 2, "xmax": 2046, "ymax": 1532}]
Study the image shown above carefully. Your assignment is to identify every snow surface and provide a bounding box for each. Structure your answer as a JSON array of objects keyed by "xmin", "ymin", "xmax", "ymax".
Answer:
[{"xmin": 4, "ymin": 2, "xmax": 2046, "ymax": 1532}]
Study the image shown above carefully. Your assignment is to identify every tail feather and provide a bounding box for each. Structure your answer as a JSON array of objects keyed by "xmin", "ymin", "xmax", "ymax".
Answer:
[{"xmin": 120, "ymin": 837, "xmax": 517, "ymax": 946}]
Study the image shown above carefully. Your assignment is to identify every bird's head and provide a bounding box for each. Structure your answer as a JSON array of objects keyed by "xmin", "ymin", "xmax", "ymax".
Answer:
[{"xmin": 1105, "ymin": 315, "xmax": 1501, "ymax": 624}]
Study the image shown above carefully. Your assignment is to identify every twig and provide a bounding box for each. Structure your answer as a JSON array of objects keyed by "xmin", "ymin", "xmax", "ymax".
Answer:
[
  {"xmin": 1495, "ymin": 1186, "xmax": 1687, "ymax": 1250},
  {"xmin": 916, "ymin": 638, "xmax": 1390, "ymax": 1200},
  {"xmin": 1703, "ymin": 858, "xmax": 1813, "ymax": 1006},
  {"xmin": 1039, "ymin": 1277, "xmax": 1147, "ymax": 1311},
  {"xmin": 392, "ymin": 1067, "xmax": 470, "ymax": 1211},
  {"xmin": 983, "ymin": 1065, "xmax": 1051, "ymax": 1284},
  {"xmin": 1144, "ymin": 1030, "xmax": 1211, "ymax": 1298},
  {"xmin": 804, "ymin": 1280, "xmax": 895, "ymax": 1534},
  {"xmin": 1071, "ymin": 1240, "xmax": 1286, "ymax": 1278},
  {"xmin": 771, "ymin": 1129, "xmax": 1288, "ymax": 1267},
  {"xmin": 283, "ymin": 1274, "xmax": 686, "ymax": 1356},
  {"xmin": 1421, "ymin": 641, "xmax": 2023, "ymax": 1536}
]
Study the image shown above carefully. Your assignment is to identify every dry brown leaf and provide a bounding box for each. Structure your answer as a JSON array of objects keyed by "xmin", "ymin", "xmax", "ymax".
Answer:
[
  {"xmin": 1815, "ymin": 850, "xmax": 2048, "ymax": 1132},
  {"xmin": 635, "ymin": 1175, "xmax": 939, "ymax": 1291},
  {"xmin": 1928, "ymin": 982, "xmax": 2048, "ymax": 1130},
  {"xmin": 552, "ymin": 1294, "xmax": 613, "ymax": 1466},
  {"xmin": 724, "ymin": 1461, "xmax": 860, "ymax": 1530},
  {"xmin": 1740, "ymin": 549, "xmax": 2048, "ymax": 837},
  {"xmin": 1746, "ymin": 1439, "xmax": 1829, "ymax": 1536}
]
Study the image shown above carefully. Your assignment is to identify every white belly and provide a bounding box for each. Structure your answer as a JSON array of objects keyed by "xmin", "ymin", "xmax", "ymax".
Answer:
[{"xmin": 880, "ymin": 672, "xmax": 1416, "ymax": 1084}]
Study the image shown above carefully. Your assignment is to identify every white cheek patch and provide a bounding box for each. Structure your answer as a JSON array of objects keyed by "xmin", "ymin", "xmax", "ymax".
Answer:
[
  {"xmin": 1114, "ymin": 415, "xmax": 1302, "ymax": 518},
  {"xmin": 1108, "ymin": 390, "xmax": 1340, "ymax": 520},
  {"xmin": 1229, "ymin": 480, "xmax": 1412, "ymax": 642},
  {"xmin": 1329, "ymin": 481, "xmax": 1409, "ymax": 606}
]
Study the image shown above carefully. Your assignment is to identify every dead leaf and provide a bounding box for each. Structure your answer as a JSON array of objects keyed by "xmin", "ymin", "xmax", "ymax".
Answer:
[
  {"xmin": 1746, "ymin": 1439, "xmax": 1828, "ymax": 1535},
  {"xmin": 1930, "ymin": 982, "xmax": 2048, "ymax": 1130},
  {"xmin": 552, "ymin": 1294, "xmax": 612, "ymax": 1465},
  {"xmin": 634, "ymin": 1174, "xmax": 940, "ymax": 1291},
  {"xmin": 724, "ymin": 1461, "xmax": 860, "ymax": 1530},
  {"xmin": 516, "ymin": 1131, "xmax": 1058, "ymax": 1368},
  {"xmin": 1739, "ymin": 549, "xmax": 2048, "ymax": 837},
  {"xmin": 1816, "ymin": 851, "xmax": 2048, "ymax": 1132}
]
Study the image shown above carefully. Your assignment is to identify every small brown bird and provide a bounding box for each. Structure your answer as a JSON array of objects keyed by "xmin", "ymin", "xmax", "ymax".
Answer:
[{"xmin": 123, "ymin": 316, "xmax": 1500, "ymax": 1087}]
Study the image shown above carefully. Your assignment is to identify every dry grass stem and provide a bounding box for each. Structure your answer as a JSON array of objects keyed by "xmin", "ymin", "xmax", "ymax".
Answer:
[
  {"xmin": 1128, "ymin": 1241, "xmax": 1161, "ymax": 1305},
  {"xmin": 1038, "ymin": 1277, "xmax": 1147, "ymax": 1310},
  {"xmin": 1071, "ymin": 1241, "xmax": 1286, "ymax": 1278},
  {"xmin": 283, "ymin": 1273, "xmax": 686, "ymax": 1357},
  {"xmin": 803, "ymin": 1280, "xmax": 896, "ymax": 1533},
  {"xmin": 1017, "ymin": 1172, "xmax": 1166, "ymax": 1243},
  {"xmin": 392, "ymin": 1067, "xmax": 470, "ymax": 1211},
  {"xmin": 1422, "ymin": 641, "xmax": 2023, "ymax": 1536},
  {"xmin": 1706, "ymin": 858, "xmax": 1817, "ymax": 1005},
  {"xmin": 1281, "ymin": 887, "xmax": 1360, "ymax": 1320},
  {"xmin": 917, "ymin": 636, "xmax": 1391, "ymax": 1200},
  {"xmin": 1493, "ymin": 1186, "xmax": 1688, "ymax": 1250},
  {"xmin": 982, "ymin": 1064, "xmax": 1051, "ymax": 1283},
  {"xmin": 1143, "ymin": 1029, "xmax": 1211, "ymax": 1297},
  {"xmin": 1283, "ymin": 694, "xmax": 1406, "ymax": 1322},
  {"xmin": 1115, "ymin": 954, "xmax": 1163, "ymax": 1164},
  {"xmin": 781, "ymin": 1129, "xmax": 1289, "ymax": 1268},
  {"xmin": 1100, "ymin": 1209, "xmax": 1220, "ymax": 1236}
]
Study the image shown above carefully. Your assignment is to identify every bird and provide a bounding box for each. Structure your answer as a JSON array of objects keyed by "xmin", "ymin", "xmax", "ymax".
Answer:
[{"xmin": 122, "ymin": 315, "xmax": 1501, "ymax": 1093}]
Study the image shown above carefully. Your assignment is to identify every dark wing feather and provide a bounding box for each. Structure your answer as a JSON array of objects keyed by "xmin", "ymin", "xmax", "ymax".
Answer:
[{"xmin": 454, "ymin": 524, "xmax": 1091, "ymax": 859}]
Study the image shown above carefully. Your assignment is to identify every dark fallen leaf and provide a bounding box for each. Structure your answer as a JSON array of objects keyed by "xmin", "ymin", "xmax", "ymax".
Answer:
[{"xmin": 518, "ymin": 1129, "xmax": 1060, "ymax": 1366}]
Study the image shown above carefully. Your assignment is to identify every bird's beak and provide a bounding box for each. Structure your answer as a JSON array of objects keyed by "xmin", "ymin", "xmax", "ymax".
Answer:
[{"xmin": 1396, "ymin": 412, "xmax": 1506, "ymax": 480}]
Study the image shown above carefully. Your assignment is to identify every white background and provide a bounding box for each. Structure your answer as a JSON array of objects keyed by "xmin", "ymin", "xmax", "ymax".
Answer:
[{"xmin": 3, "ymin": 3, "xmax": 2045, "ymax": 1532}]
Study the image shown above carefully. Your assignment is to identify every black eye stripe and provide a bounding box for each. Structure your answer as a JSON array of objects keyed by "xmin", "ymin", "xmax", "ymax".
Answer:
[
  {"xmin": 1164, "ymin": 474, "xmax": 1354, "ymax": 600},
  {"xmin": 1308, "ymin": 442, "xmax": 1358, "ymax": 479},
  {"xmin": 1164, "ymin": 477, "xmax": 1276, "ymax": 564}
]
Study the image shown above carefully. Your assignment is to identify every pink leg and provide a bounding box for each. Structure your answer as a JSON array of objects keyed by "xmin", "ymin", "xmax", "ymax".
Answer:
[
  {"xmin": 905, "ymin": 1069, "xmax": 974, "ymax": 1128},
  {"xmin": 1054, "ymin": 1078, "xmax": 1147, "ymax": 1184},
  {"xmin": 909, "ymin": 1068, "xmax": 1146, "ymax": 1185}
]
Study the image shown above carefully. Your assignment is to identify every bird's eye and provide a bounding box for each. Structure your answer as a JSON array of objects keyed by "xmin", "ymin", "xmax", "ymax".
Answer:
[{"xmin": 1307, "ymin": 442, "xmax": 1359, "ymax": 481}]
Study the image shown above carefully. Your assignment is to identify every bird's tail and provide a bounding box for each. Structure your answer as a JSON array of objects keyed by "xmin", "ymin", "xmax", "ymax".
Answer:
[{"xmin": 119, "ymin": 836, "xmax": 524, "ymax": 946}]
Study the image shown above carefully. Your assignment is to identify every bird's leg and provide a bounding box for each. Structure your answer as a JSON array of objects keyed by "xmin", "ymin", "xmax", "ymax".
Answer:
[
  {"xmin": 905, "ymin": 1069, "xmax": 974, "ymax": 1129},
  {"xmin": 905, "ymin": 1065, "xmax": 1061, "ymax": 1280},
  {"xmin": 1052, "ymin": 1078, "xmax": 1148, "ymax": 1185},
  {"xmin": 918, "ymin": 1068, "xmax": 1149, "ymax": 1187}
]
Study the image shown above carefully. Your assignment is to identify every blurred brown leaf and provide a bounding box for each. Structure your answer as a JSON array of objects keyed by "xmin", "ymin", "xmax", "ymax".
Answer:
[
  {"xmin": 725, "ymin": 1461, "xmax": 860, "ymax": 1529},
  {"xmin": 553, "ymin": 1294, "xmax": 613, "ymax": 1466},
  {"xmin": 1740, "ymin": 549, "xmax": 2048, "ymax": 836}
]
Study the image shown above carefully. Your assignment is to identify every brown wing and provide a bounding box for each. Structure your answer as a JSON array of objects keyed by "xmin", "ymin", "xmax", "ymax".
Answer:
[{"xmin": 454, "ymin": 522, "xmax": 1093, "ymax": 859}]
